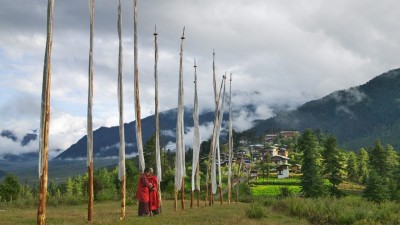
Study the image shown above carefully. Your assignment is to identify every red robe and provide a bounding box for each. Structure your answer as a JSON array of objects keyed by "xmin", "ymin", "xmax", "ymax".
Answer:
[
  {"xmin": 136, "ymin": 174, "xmax": 152, "ymax": 203},
  {"xmin": 147, "ymin": 175, "xmax": 160, "ymax": 211}
]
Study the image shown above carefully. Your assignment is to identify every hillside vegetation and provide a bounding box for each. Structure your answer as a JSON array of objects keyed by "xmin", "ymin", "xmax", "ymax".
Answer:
[{"xmin": 251, "ymin": 68, "xmax": 400, "ymax": 150}]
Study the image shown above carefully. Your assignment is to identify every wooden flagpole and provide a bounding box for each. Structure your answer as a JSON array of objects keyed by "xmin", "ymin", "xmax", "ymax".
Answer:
[
  {"xmin": 117, "ymin": 0, "xmax": 126, "ymax": 220},
  {"xmin": 153, "ymin": 25, "xmax": 163, "ymax": 214},
  {"xmin": 37, "ymin": 1, "xmax": 54, "ymax": 224},
  {"xmin": 87, "ymin": 0, "xmax": 95, "ymax": 223},
  {"xmin": 196, "ymin": 161, "xmax": 200, "ymax": 207},
  {"xmin": 133, "ymin": 0, "xmax": 145, "ymax": 173},
  {"xmin": 228, "ymin": 73, "xmax": 233, "ymax": 204},
  {"xmin": 206, "ymin": 50, "xmax": 218, "ymax": 206},
  {"xmin": 175, "ymin": 27, "xmax": 186, "ymax": 211}
]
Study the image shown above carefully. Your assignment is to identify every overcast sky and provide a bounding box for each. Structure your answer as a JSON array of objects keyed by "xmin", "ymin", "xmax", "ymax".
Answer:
[{"xmin": 1, "ymin": 0, "xmax": 399, "ymax": 158}]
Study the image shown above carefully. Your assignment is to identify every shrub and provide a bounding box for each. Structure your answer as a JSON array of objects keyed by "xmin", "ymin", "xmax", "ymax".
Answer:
[{"xmin": 245, "ymin": 202, "xmax": 266, "ymax": 219}]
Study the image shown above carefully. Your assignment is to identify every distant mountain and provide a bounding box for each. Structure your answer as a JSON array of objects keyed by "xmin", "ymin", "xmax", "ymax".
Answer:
[
  {"xmin": 251, "ymin": 68, "xmax": 400, "ymax": 150},
  {"xmin": 2, "ymin": 152, "xmax": 38, "ymax": 162},
  {"xmin": 55, "ymin": 107, "xmax": 232, "ymax": 160}
]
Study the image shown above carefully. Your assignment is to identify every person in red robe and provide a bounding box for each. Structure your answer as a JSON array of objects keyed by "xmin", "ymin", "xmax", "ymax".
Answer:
[
  {"xmin": 147, "ymin": 169, "xmax": 160, "ymax": 215},
  {"xmin": 136, "ymin": 167, "xmax": 153, "ymax": 216}
]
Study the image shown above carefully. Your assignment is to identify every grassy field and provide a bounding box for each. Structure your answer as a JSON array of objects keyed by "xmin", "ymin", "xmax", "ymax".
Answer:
[{"xmin": 0, "ymin": 200, "xmax": 310, "ymax": 225}]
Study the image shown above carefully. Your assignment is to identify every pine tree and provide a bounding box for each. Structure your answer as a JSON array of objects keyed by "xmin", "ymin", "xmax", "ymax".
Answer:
[
  {"xmin": 299, "ymin": 129, "xmax": 326, "ymax": 198},
  {"xmin": 363, "ymin": 171, "xmax": 389, "ymax": 203},
  {"xmin": 357, "ymin": 148, "xmax": 369, "ymax": 183},
  {"xmin": 323, "ymin": 135, "xmax": 344, "ymax": 197},
  {"xmin": 346, "ymin": 151, "xmax": 358, "ymax": 182},
  {"xmin": 369, "ymin": 140, "xmax": 386, "ymax": 177},
  {"xmin": 144, "ymin": 133, "xmax": 157, "ymax": 170}
]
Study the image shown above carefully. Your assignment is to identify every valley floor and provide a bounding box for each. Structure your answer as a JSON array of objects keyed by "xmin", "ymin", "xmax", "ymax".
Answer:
[{"xmin": 0, "ymin": 200, "xmax": 310, "ymax": 225}]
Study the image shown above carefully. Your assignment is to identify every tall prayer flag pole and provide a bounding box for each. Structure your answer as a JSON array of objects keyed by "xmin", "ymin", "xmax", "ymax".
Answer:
[
  {"xmin": 228, "ymin": 73, "xmax": 233, "ymax": 204},
  {"xmin": 117, "ymin": 0, "xmax": 126, "ymax": 220},
  {"xmin": 133, "ymin": 0, "xmax": 145, "ymax": 172},
  {"xmin": 153, "ymin": 25, "xmax": 162, "ymax": 211},
  {"xmin": 87, "ymin": 0, "xmax": 95, "ymax": 223},
  {"xmin": 37, "ymin": 1, "xmax": 54, "ymax": 224},
  {"xmin": 191, "ymin": 59, "xmax": 201, "ymax": 208},
  {"xmin": 174, "ymin": 27, "xmax": 186, "ymax": 211}
]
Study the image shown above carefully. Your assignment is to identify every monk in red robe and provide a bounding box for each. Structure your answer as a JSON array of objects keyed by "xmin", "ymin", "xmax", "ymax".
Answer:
[
  {"xmin": 136, "ymin": 167, "xmax": 153, "ymax": 216},
  {"xmin": 147, "ymin": 169, "xmax": 160, "ymax": 215}
]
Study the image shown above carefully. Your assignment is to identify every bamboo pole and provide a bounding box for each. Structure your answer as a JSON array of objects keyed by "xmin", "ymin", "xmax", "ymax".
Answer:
[{"xmin": 37, "ymin": 1, "xmax": 54, "ymax": 224}]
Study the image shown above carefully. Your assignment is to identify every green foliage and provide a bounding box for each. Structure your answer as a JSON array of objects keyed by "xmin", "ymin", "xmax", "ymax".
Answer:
[
  {"xmin": 0, "ymin": 174, "xmax": 21, "ymax": 202},
  {"xmin": 357, "ymin": 148, "xmax": 369, "ymax": 183},
  {"xmin": 323, "ymin": 135, "xmax": 344, "ymax": 198},
  {"xmin": 347, "ymin": 151, "xmax": 359, "ymax": 182},
  {"xmin": 268, "ymin": 196, "xmax": 400, "ymax": 225},
  {"xmin": 245, "ymin": 201, "xmax": 266, "ymax": 219},
  {"xmin": 299, "ymin": 129, "xmax": 327, "ymax": 198},
  {"xmin": 251, "ymin": 185, "xmax": 301, "ymax": 196},
  {"xmin": 363, "ymin": 171, "xmax": 389, "ymax": 204}
]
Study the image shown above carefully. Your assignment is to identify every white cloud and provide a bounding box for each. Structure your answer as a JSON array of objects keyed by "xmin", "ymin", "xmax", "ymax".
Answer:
[{"xmin": 1, "ymin": 0, "xmax": 400, "ymax": 156}]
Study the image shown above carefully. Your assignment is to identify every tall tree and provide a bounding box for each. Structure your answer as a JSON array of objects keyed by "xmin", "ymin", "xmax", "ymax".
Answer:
[
  {"xmin": 385, "ymin": 144, "xmax": 398, "ymax": 179},
  {"xmin": 144, "ymin": 134, "xmax": 157, "ymax": 170},
  {"xmin": 0, "ymin": 174, "xmax": 21, "ymax": 202},
  {"xmin": 363, "ymin": 171, "xmax": 389, "ymax": 203},
  {"xmin": 357, "ymin": 148, "xmax": 369, "ymax": 183},
  {"xmin": 346, "ymin": 151, "xmax": 359, "ymax": 182},
  {"xmin": 323, "ymin": 135, "xmax": 344, "ymax": 198},
  {"xmin": 369, "ymin": 140, "xmax": 386, "ymax": 177},
  {"xmin": 299, "ymin": 129, "xmax": 326, "ymax": 198}
]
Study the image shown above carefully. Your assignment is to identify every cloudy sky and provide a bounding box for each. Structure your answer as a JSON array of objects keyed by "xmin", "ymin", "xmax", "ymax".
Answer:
[{"xmin": 1, "ymin": 0, "xmax": 399, "ymax": 158}]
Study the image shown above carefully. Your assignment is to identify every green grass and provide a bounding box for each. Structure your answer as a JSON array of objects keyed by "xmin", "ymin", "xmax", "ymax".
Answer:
[
  {"xmin": 251, "ymin": 185, "xmax": 302, "ymax": 196},
  {"xmin": 0, "ymin": 200, "xmax": 310, "ymax": 225},
  {"xmin": 251, "ymin": 177, "xmax": 301, "ymax": 186}
]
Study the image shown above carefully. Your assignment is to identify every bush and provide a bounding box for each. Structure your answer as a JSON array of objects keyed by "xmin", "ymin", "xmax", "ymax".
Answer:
[
  {"xmin": 245, "ymin": 202, "xmax": 266, "ymax": 219},
  {"xmin": 278, "ymin": 186, "xmax": 293, "ymax": 198}
]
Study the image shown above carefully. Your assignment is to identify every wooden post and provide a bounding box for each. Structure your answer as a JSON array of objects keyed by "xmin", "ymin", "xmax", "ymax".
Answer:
[
  {"xmin": 197, "ymin": 189, "xmax": 200, "ymax": 208},
  {"xmin": 219, "ymin": 186, "xmax": 223, "ymax": 204},
  {"xmin": 190, "ymin": 191, "xmax": 194, "ymax": 208},
  {"xmin": 174, "ymin": 188, "xmax": 178, "ymax": 211},
  {"xmin": 37, "ymin": 1, "xmax": 54, "ymax": 224},
  {"xmin": 181, "ymin": 178, "xmax": 185, "ymax": 210},
  {"xmin": 88, "ymin": 162, "xmax": 94, "ymax": 222},
  {"xmin": 119, "ymin": 176, "xmax": 126, "ymax": 220}
]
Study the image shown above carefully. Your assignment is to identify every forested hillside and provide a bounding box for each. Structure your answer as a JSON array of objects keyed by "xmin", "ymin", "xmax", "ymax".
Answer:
[{"xmin": 251, "ymin": 68, "xmax": 400, "ymax": 150}]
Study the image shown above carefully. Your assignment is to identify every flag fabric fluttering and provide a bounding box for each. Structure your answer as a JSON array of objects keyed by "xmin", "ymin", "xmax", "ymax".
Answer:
[
  {"xmin": 175, "ymin": 28, "xmax": 186, "ymax": 192},
  {"xmin": 214, "ymin": 75, "xmax": 226, "ymax": 194},
  {"xmin": 211, "ymin": 77, "xmax": 225, "ymax": 194},
  {"xmin": 133, "ymin": 0, "xmax": 145, "ymax": 172},
  {"xmin": 191, "ymin": 59, "xmax": 201, "ymax": 192}
]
